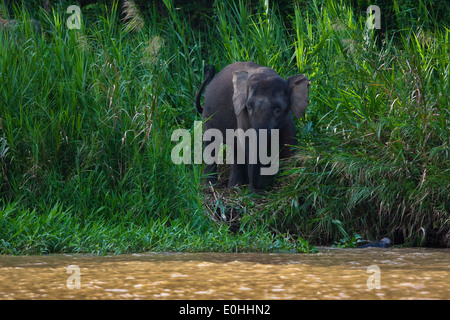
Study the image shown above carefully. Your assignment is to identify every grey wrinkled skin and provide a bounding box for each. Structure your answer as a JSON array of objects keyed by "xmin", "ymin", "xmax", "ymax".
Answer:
[{"xmin": 196, "ymin": 61, "xmax": 311, "ymax": 193}]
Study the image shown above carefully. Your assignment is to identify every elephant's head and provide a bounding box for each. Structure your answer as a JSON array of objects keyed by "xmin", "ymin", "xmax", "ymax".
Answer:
[
  {"xmin": 231, "ymin": 67, "xmax": 310, "ymax": 191},
  {"xmin": 232, "ymin": 67, "xmax": 310, "ymax": 131}
]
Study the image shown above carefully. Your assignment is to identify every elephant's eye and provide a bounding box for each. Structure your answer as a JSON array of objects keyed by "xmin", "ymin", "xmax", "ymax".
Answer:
[{"xmin": 273, "ymin": 108, "xmax": 281, "ymax": 117}]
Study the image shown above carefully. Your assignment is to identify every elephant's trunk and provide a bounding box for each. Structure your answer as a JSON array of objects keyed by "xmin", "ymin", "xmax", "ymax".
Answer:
[{"xmin": 248, "ymin": 128, "xmax": 278, "ymax": 192}]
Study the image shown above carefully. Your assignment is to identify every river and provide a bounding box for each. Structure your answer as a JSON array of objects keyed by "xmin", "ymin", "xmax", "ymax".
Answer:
[{"xmin": 0, "ymin": 248, "xmax": 448, "ymax": 299}]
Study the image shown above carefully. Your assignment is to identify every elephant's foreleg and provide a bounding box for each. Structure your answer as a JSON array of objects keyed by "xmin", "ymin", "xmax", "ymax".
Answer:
[
  {"xmin": 227, "ymin": 142, "xmax": 248, "ymax": 187},
  {"xmin": 228, "ymin": 163, "xmax": 248, "ymax": 188}
]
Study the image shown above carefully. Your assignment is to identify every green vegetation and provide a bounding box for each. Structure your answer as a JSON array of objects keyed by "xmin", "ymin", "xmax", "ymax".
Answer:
[
  {"xmin": 332, "ymin": 234, "xmax": 362, "ymax": 248},
  {"xmin": 0, "ymin": 0, "xmax": 448, "ymax": 254}
]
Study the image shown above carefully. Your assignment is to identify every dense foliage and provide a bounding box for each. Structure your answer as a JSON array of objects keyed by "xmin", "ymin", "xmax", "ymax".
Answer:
[{"xmin": 0, "ymin": 0, "xmax": 448, "ymax": 254}]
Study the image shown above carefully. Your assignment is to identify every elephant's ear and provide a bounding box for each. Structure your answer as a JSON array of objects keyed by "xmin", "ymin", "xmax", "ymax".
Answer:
[
  {"xmin": 232, "ymin": 70, "xmax": 249, "ymax": 115},
  {"xmin": 287, "ymin": 74, "xmax": 311, "ymax": 118}
]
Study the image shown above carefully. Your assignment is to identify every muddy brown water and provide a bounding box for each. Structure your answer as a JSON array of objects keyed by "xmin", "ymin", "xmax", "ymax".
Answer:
[{"xmin": 0, "ymin": 248, "xmax": 448, "ymax": 300}]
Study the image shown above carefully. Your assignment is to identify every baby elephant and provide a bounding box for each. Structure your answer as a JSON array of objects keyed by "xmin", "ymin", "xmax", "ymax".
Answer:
[{"xmin": 196, "ymin": 61, "xmax": 310, "ymax": 192}]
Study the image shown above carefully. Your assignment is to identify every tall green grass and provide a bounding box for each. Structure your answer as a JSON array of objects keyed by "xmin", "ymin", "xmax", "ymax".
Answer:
[
  {"xmin": 228, "ymin": 0, "xmax": 449, "ymax": 246},
  {"xmin": 0, "ymin": 0, "xmax": 448, "ymax": 254}
]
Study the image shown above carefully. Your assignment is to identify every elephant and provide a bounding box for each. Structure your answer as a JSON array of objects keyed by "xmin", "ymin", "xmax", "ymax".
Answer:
[{"xmin": 195, "ymin": 61, "xmax": 311, "ymax": 192}]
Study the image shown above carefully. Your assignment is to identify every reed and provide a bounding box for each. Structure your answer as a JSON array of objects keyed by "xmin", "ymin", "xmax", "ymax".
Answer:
[{"xmin": 0, "ymin": 0, "xmax": 448, "ymax": 254}]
